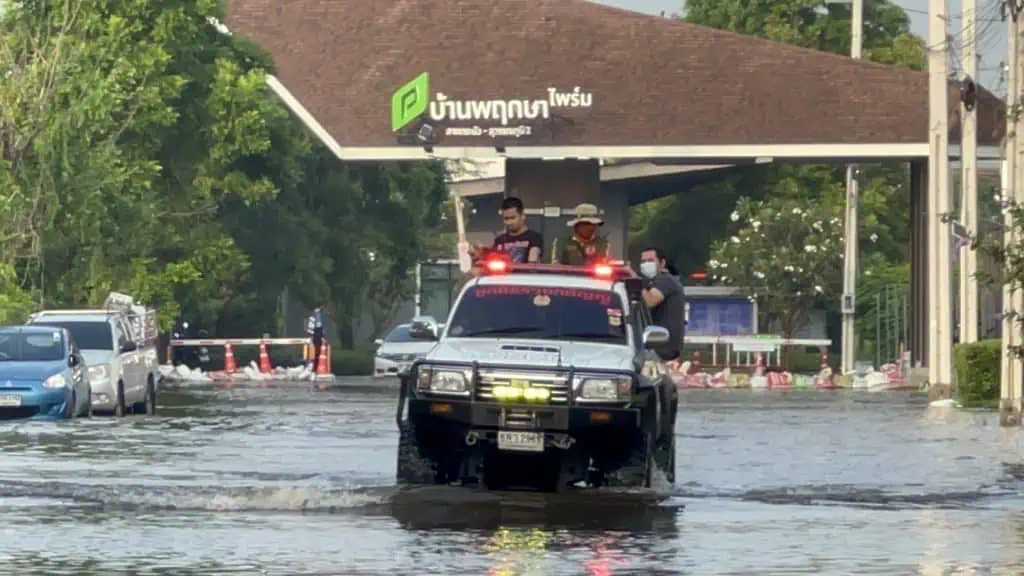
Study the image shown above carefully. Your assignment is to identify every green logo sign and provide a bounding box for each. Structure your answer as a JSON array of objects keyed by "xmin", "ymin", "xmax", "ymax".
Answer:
[{"xmin": 391, "ymin": 72, "xmax": 430, "ymax": 132}]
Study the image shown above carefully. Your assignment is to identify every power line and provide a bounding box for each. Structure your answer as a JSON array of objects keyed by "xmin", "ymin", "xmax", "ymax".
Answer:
[{"xmin": 900, "ymin": 4, "xmax": 1003, "ymax": 21}]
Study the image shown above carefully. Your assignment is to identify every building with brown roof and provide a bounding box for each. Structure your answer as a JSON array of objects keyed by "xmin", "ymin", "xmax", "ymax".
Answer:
[{"xmin": 223, "ymin": 0, "xmax": 1005, "ymax": 373}]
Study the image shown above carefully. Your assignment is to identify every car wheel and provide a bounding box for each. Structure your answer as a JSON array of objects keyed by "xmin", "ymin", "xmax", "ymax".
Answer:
[
  {"xmin": 602, "ymin": 429, "xmax": 655, "ymax": 489},
  {"xmin": 114, "ymin": 382, "xmax": 126, "ymax": 417},
  {"xmin": 396, "ymin": 419, "xmax": 439, "ymax": 485},
  {"xmin": 655, "ymin": 434, "xmax": 675, "ymax": 484},
  {"xmin": 143, "ymin": 381, "xmax": 157, "ymax": 415},
  {"xmin": 63, "ymin": 392, "xmax": 76, "ymax": 420}
]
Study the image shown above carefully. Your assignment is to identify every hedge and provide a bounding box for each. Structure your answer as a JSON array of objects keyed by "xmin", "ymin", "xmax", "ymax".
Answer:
[
  {"xmin": 954, "ymin": 338, "xmax": 1002, "ymax": 406},
  {"xmin": 331, "ymin": 346, "xmax": 375, "ymax": 376}
]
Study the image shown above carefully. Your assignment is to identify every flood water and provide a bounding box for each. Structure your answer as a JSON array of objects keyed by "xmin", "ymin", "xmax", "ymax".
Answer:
[{"xmin": 0, "ymin": 379, "xmax": 1022, "ymax": 575}]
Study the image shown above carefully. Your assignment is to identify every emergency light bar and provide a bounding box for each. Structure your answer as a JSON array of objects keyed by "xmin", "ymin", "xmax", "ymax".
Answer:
[{"xmin": 480, "ymin": 250, "xmax": 635, "ymax": 281}]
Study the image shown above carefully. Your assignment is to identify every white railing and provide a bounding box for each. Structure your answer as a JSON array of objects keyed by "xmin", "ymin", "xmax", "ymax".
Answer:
[
  {"xmin": 684, "ymin": 335, "xmax": 833, "ymax": 367},
  {"xmin": 169, "ymin": 338, "xmax": 312, "ymax": 346}
]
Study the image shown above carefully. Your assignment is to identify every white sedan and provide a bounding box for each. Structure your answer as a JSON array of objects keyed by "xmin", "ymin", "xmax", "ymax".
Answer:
[{"xmin": 373, "ymin": 323, "xmax": 439, "ymax": 378}]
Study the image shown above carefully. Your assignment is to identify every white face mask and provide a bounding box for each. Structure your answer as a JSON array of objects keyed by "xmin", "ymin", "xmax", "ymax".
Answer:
[{"xmin": 640, "ymin": 261, "xmax": 658, "ymax": 278}]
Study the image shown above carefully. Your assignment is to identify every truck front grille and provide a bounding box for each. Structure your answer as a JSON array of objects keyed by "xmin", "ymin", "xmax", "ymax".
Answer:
[{"xmin": 475, "ymin": 369, "xmax": 571, "ymax": 404}]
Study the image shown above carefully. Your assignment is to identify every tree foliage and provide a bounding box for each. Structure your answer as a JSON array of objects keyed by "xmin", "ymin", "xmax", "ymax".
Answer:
[
  {"xmin": 709, "ymin": 197, "xmax": 844, "ymax": 337},
  {"xmin": 682, "ymin": 0, "xmax": 925, "ymax": 69},
  {"xmin": 0, "ymin": 0, "xmax": 448, "ymax": 344}
]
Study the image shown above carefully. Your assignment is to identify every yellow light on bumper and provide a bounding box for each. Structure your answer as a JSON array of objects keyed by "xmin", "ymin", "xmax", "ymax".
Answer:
[{"xmin": 492, "ymin": 385, "xmax": 551, "ymax": 402}]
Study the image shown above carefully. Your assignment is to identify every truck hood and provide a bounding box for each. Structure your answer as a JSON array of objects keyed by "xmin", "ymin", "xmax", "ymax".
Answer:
[
  {"xmin": 377, "ymin": 341, "xmax": 437, "ymax": 357},
  {"xmin": 425, "ymin": 338, "xmax": 635, "ymax": 371}
]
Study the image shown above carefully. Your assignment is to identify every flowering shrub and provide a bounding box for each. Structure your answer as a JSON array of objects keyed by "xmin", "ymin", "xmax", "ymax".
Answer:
[{"xmin": 708, "ymin": 197, "xmax": 845, "ymax": 337}]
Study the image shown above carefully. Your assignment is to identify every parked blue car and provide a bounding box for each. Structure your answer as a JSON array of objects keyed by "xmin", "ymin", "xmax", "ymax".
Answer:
[{"xmin": 0, "ymin": 325, "xmax": 92, "ymax": 419}]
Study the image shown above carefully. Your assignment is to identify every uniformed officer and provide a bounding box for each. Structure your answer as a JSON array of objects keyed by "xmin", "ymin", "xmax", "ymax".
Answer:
[{"xmin": 551, "ymin": 203, "xmax": 611, "ymax": 265}]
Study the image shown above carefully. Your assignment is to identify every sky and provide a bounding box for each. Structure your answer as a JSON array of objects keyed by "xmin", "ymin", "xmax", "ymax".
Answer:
[{"xmin": 593, "ymin": 0, "xmax": 1008, "ymax": 94}]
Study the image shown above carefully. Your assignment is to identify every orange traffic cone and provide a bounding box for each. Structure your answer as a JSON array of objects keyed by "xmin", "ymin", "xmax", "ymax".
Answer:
[
  {"xmin": 258, "ymin": 341, "xmax": 272, "ymax": 373},
  {"xmin": 224, "ymin": 342, "xmax": 237, "ymax": 373},
  {"xmin": 316, "ymin": 340, "xmax": 330, "ymax": 376}
]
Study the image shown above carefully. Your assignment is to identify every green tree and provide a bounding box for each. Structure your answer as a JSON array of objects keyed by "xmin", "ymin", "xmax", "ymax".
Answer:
[
  {"xmin": 1, "ymin": 0, "xmax": 450, "ymax": 349},
  {"xmin": 682, "ymin": 0, "xmax": 925, "ymax": 68},
  {"xmin": 1, "ymin": 0, "xmax": 304, "ymax": 331},
  {"xmin": 709, "ymin": 196, "xmax": 845, "ymax": 339}
]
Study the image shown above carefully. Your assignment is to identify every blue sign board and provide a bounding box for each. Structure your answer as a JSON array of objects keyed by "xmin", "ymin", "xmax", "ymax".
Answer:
[{"xmin": 686, "ymin": 297, "xmax": 755, "ymax": 337}]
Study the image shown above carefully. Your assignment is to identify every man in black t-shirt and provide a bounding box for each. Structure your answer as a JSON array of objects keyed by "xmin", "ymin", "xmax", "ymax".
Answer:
[
  {"xmin": 473, "ymin": 196, "xmax": 543, "ymax": 263},
  {"xmin": 639, "ymin": 246, "xmax": 685, "ymax": 364}
]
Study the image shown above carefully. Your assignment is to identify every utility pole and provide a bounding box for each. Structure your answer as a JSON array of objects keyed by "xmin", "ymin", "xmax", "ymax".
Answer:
[
  {"xmin": 1002, "ymin": 2, "xmax": 1023, "ymax": 426},
  {"xmin": 928, "ymin": 0, "xmax": 954, "ymax": 398},
  {"xmin": 960, "ymin": 0, "xmax": 979, "ymax": 345},
  {"xmin": 840, "ymin": 0, "xmax": 863, "ymax": 375}
]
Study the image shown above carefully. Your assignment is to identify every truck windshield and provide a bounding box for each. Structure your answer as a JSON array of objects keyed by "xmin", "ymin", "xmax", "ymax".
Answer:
[
  {"xmin": 32, "ymin": 321, "xmax": 113, "ymax": 351},
  {"xmin": 446, "ymin": 285, "xmax": 627, "ymax": 344},
  {"xmin": 0, "ymin": 329, "xmax": 65, "ymax": 362}
]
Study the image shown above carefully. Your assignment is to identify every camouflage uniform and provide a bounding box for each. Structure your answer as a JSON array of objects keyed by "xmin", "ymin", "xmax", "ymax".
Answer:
[{"xmin": 551, "ymin": 235, "xmax": 611, "ymax": 266}]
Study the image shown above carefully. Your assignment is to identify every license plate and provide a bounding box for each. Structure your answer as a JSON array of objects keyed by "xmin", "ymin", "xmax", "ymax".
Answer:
[
  {"xmin": 497, "ymin": 430, "xmax": 544, "ymax": 452},
  {"xmin": 0, "ymin": 395, "xmax": 22, "ymax": 407}
]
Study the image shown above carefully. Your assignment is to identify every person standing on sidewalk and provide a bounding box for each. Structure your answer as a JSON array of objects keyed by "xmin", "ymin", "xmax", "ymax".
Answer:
[{"xmin": 309, "ymin": 306, "xmax": 325, "ymax": 371}]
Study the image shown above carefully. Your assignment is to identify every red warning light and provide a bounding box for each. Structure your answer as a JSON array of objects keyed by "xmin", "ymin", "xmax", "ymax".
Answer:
[
  {"xmin": 593, "ymin": 263, "xmax": 614, "ymax": 278},
  {"xmin": 485, "ymin": 258, "xmax": 508, "ymax": 273}
]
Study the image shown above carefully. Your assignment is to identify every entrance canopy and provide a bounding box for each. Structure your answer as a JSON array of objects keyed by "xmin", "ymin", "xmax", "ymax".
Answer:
[{"xmin": 224, "ymin": 0, "xmax": 1003, "ymax": 162}]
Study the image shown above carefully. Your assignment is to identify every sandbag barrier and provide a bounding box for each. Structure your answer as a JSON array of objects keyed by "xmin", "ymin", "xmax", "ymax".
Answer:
[{"xmin": 163, "ymin": 337, "xmax": 335, "ymax": 384}]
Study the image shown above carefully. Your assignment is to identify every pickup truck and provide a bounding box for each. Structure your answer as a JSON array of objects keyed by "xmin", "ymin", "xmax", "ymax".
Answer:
[
  {"xmin": 27, "ymin": 292, "xmax": 160, "ymax": 417},
  {"xmin": 395, "ymin": 257, "xmax": 678, "ymax": 492}
]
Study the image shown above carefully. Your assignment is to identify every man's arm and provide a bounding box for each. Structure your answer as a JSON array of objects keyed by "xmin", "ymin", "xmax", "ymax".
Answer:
[
  {"xmin": 642, "ymin": 273, "xmax": 674, "ymax": 308},
  {"xmin": 528, "ymin": 232, "xmax": 543, "ymax": 263},
  {"xmin": 642, "ymin": 285, "xmax": 665, "ymax": 308}
]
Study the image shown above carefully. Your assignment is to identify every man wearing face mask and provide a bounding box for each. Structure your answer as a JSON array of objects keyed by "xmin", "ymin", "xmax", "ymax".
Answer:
[{"xmin": 639, "ymin": 246, "xmax": 684, "ymax": 364}]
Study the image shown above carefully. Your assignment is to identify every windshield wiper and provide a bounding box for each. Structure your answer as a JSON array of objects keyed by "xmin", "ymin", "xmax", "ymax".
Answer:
[
  {"xmin": 557, "ymin": 332, "xmax": 620, "ymax": 340},
  {"xmin": 458, "ymin": 327, "xmax": 545, "ymax": 338}
]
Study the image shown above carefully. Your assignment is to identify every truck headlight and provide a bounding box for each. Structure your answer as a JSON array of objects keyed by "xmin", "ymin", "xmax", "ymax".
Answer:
[
  {"xmin": 576, "ymin": 376, "xmax": 632, "ymax": 401},
  {"xmin": 88, "ymin": 364, "xmax": 110, "ymax": 381},
  {"xmin": 42, "ymin": 373, "xmax": 67, "ymax": 389},
  {"xmin": 416, "ymin": 365, "xmax": 470, "ymax": 395}
]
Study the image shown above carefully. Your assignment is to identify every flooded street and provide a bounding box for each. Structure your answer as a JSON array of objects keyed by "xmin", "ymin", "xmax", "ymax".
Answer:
[{"xmin": 0, "ymin": 380, "xmax": 1022, "ymax": 575}]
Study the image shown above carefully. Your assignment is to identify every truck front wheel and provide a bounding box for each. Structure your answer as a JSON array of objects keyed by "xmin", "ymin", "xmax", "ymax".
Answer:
[{"xmin": 396, "ymin": 419, "xmax": 439, "ymax": 485}]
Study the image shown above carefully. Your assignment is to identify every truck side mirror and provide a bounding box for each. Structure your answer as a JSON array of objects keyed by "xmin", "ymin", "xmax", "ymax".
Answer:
[{"xmin": 409, "ymin": 316, "xmax": 440, "ymax": 340}]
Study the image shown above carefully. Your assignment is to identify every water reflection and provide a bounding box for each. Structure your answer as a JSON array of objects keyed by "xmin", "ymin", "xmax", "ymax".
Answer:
[
  {"xmin": 388, "ymin": 485, "xmax": 680, "ymax": 532},
  {"xmin": 0, "ymin": 383, "xmax": 1018, "ymax": 575}
]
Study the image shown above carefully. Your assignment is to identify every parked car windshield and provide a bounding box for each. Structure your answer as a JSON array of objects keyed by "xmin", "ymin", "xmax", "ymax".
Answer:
[
  {"xmin": 31, "ymin": 321, "xmax": 113, "ymax": 351},
  {"xmin": 0, "ymin": 329, "xmax": 65, "ymax": 362},
  {"xmin": 385, "ymin": 325, "xmax": 416, "ymax": 343},
  {"xmin": 446, "ymin": 285, "xmax": 627, "ymax": 344}
]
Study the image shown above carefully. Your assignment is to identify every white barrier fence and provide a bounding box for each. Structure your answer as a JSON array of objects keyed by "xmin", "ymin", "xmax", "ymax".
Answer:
[
  {"xmin": 169, "ymin": 338, "xmax": 312, "ymax": 347},
  {"xmin": 684, "ymin": 335, "xmax": 833, "ymax": 367}
]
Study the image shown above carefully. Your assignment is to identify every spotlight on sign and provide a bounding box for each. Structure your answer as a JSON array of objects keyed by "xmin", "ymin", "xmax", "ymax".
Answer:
[{"xmin": 417, "ymin": 123, "xmax": 434, "ymax": 143}]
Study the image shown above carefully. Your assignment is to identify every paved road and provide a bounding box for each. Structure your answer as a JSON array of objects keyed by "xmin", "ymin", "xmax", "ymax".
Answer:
[{"xmin": 0, "ymin": 378, "xmax": 1021, "ymax": 574}]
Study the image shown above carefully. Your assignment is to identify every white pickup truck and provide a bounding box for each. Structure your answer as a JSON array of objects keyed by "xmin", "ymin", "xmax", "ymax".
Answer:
[{"xmin": 27, "ymin": 292, "xmax": 160, "ymax": 417}]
